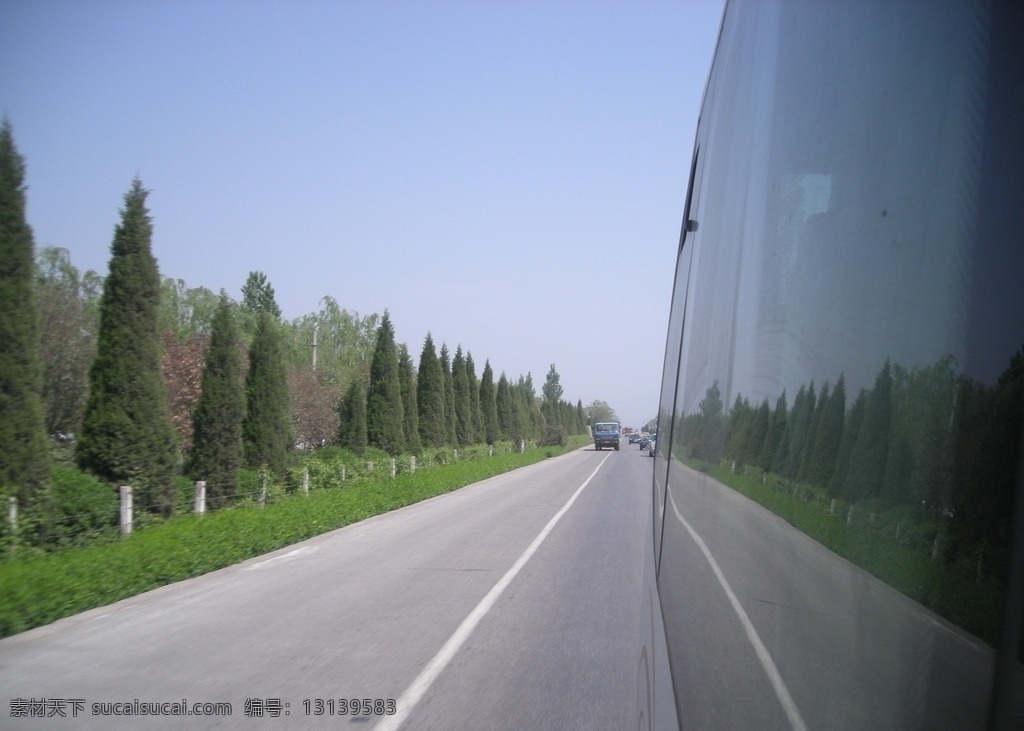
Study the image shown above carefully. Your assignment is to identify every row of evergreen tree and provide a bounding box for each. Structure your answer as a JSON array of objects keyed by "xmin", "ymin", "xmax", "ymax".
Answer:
[
  {"xmin": 338, "ymin": 329, "xmax": 587, "ymax": 458},
  {"xmin": 673, "ymin": 350, "xmax": 1023, "ymax": 581},
  {"xmin": 0, "ymin": 119, "xmax": 590, "ymax": 528}
]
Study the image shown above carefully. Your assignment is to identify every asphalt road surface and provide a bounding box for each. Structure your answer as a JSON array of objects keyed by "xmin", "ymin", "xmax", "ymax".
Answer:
[
  {"xmin": 1, "ymin": 445, "xmax": 655, "ymax": 730},
  {"xmin": 7, "ymin": 441, "xmax": 1020, "ymax": 730}
]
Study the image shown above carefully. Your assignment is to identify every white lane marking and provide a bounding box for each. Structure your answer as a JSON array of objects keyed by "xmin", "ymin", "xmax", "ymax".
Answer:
[
  {"xmin": 242, "ymin": 545, "xmax": 314, "ymax": 570},
  {"xmin": 374, "ymin": 452, "xmax": 612, "ymax": 731},
  {"xmin": 668, "ymin": 487, "xmax": 809, "ymax": 731}
]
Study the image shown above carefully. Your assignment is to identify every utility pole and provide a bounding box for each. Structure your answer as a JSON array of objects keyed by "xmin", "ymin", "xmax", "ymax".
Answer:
[{"xmin": 312, "ymin": 322, "xmax": 318, "ymax": 372}]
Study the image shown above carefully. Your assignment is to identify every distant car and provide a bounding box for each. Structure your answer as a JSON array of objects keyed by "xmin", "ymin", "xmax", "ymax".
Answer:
[
  {"xmin": 638, "ymin": 435, "xmax": 652, "ymax": 449},
  {"xmin": 648, "ymin": 438, "xmax": 656, "ymax": 456},
  {"xmin": 629, "ymin": 433, "xmax": 641, "ymax": 444}
]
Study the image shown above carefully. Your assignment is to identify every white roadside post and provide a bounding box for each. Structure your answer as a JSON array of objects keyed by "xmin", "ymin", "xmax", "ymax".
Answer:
[
  {"xmin": 120, "ymin": 486, "xmax": 133, "ymax": 536},
  {"xmin": 195, "ymin": 481, "xmax": 206, "ymax": 516}
]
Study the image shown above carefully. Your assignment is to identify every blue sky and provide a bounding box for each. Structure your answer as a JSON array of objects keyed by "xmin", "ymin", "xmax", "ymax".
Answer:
[{"xmin": 1, "ymin": 0, "xmax": 724, "ymax": 428}]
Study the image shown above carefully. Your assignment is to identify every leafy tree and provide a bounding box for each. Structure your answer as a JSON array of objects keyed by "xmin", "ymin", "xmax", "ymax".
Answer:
[
  {"xmin": 187, "ymin": 295, "xmax": 245, "ymax": 507},
  {"xmin": 417, "ymin": 333, "xmax": 446, "ymax": 447},
  {"xmin": 398, "ymin": 343, "xmax": 420, "ymax": 454},
  {"xmin": 289, "ymin": 367, "xmax": 340, "ymax": 451},
  {"xmin": 542, "ymin": 363, "xmax": 564, "ymax": 403},
  {"xmin": 161, "ymin": 330, "xmax": 208, "ymax": 451},
  {"xmin": 479, "ymin": 360, "xmax": 500, "ymax": 445},
  {"xmin": 337, "ymin": 379, "xmax": 367, "ymax": 454},
  {"xmin": 240, "ymin": 270, "xmax": 281, "ymax": 338},
  {"xmin": 283, "ymin": 298, "xmax": 375, "ymax": 450},
  {"xmin": 35, "ymin": 247, "xmax": 100, "ymax": 438},
  {"xmin": 158, "ymin": 277, "xmax": 220, "ymax": 337},
  {"xmin": 586, "ymin": 399, "xmax": 618, "ymax": 425},
  {"xmin": 366, "ymin": 311, "xmax": 404, "ymax": 454},
  {"xmin": 284, "ymin": 297, "xmax": 378, "ymax": 389},
  {"xmin": 76, "ymin": 179, "xmax": 178, "ymax": 515},
  {"xmin": 241, "ymin": 270, "xmax": 281, "ymax": 319},
  {"xmin": 541, "ymin": 363, "xmax": 564, "ymax": 426},
  {"xmin": 243, "ymin": 310, "xmax": 293, "ymax": 476},
  {"xmin": 0, "ymin": 117, "xmax": 49, "ymax": 505}
]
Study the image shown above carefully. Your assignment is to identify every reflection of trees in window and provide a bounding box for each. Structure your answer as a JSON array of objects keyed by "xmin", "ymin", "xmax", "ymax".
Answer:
[{"xmin": 678, "ymin": 347, "xmax": 1022, "ymax": 586}]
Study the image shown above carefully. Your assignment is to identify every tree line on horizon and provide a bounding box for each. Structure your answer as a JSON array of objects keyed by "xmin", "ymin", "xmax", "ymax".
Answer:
[{"xmin": 0, "ymin": 119, "xmax": 594, "ymax": 543}]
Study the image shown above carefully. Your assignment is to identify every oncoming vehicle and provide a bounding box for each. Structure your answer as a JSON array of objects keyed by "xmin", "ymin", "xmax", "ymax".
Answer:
[
  {"xmin": 592, "ymin": 422, "xmax": 621, "ymax": 451},
  {"xmin": 639, "ymin": 1, "xmax": 1024, "ymax": 730}
]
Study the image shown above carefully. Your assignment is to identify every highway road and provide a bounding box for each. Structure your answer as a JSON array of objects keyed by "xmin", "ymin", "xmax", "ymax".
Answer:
[
  {"xmin": 7, "ymin": 440, "xmax": 1021, "ymax": 730},
  {"xmin": 0, "ymin": 444, "xmax": 656, "ymax": 730}
]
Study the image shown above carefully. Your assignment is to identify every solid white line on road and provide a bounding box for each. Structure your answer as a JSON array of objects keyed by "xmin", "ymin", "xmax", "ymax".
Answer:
[
  {"xmin": 668, "ymin": 487, "xmax": 809, "ymax": 731},
  {"xmin": 374, "ymin": 452, "xmax": 613, "ymax": 731},
  {"xmin": 242, "ymin": 545, "xmax": 315, "ymax": 570}
]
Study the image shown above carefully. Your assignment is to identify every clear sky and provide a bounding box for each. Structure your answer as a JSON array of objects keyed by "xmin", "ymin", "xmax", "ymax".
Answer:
[{"xmin": 1, "ymin": 0, "xmax": 724, "ymax": 429}]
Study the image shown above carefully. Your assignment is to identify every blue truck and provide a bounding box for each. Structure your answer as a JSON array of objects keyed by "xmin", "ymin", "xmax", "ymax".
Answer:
[{"xmin": 593, "ymin": 422, "xmax": 621, "ymax": 451}]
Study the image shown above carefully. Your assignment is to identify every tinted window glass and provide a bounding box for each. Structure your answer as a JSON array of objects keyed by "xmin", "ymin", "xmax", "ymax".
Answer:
[{"xmin": 656, "ymin": 1, "xmax": 1023, "ymax": 728}]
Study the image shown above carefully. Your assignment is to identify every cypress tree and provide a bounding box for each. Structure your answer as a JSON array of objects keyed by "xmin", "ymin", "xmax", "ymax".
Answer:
[
  {"xmin": 496, "ymin": 373, "xmax": 513, "ymax": 440},
  {"xmin": 337, "ymin": 379, "xmax": 367, "ymax": 454},
  {"xmin": 783, "ymin": 382, "xmax": 816, "ymax": 478},
  {"xmin": 724, "ymin": 394, "xmax": 752, "ymax": 464},
  {"xmin": 398, "ymin": 343, "xmax": 420, "ymax": 454},
  {"xmin": 366, "ymin": 311, "xmax": 404, "ymax": 454},
  {"xmin": 76, "ymin": 179, "xmax": 178, "ymax": 515},
  {"xmin": 520, "ymin": 373, "xmax": 541, "ymax": 438},
  {"xmin": 452, "ymin": 346, "xmax": 472, "ymax": 446},
  {"xmin": 243, "ymin": 310, "xmax": 292, "ymax": 476},
  {"xmin": 798, "ymin": 381, "xmax": 831, "ymax": 482},
  {"xmin": 480, "ymin": 360, "xmax": 499, "ymax": 445},
  {"xmin": 465, "ymin": 352, "xmax": 483, "ymax": 443},
  {"xmin": 187, "ymin": 294, "xmax": 244, "ymax": 508},
  {"xmin": 844, "ymin": 362, "xmax": 893, "ymax": 501},
  {"xmin": 440, "ymin": 344, "xmax": 457, "ymax": 445},
  {"xmin": 0, "ymin": 118, "xmax": 49, "ymax": 507},
  {"xmin": 416, "ymin": 333, "xmax": 446, "ymax": 448},
  {"xmin": 804, "ymin": 376, "xmax": 846, "ymax": 489},
  {"xmin": 758, "ymin": 391, "xmax": 787, "ymax": 473},
  {"xmin": 829, "ymin": 389, "xmax": 867, "ymax": 498}
]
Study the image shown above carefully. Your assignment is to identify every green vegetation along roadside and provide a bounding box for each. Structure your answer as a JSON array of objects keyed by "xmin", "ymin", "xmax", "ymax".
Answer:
[
  {"xmin": 690, "ymin": 459, "xmax": 1004, "ymax": 648},
  {"xmin": 0, "ymin": 437, "xmax": 587, "ymax": 639}
]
